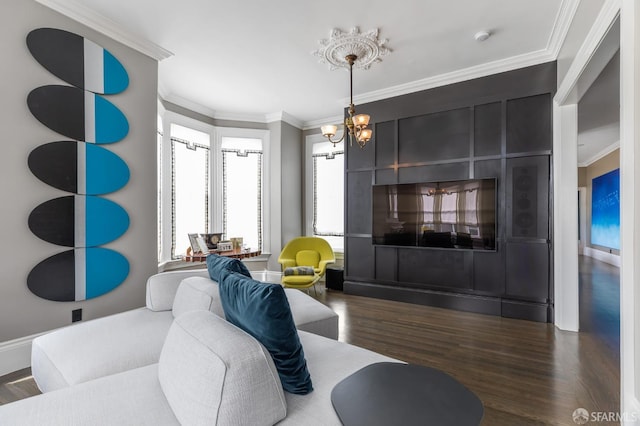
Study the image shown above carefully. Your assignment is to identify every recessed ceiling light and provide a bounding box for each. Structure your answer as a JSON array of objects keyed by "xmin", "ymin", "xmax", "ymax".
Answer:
[{"xmin": 474, "ymin": 31, "xmax": 491, "ymax": 42}]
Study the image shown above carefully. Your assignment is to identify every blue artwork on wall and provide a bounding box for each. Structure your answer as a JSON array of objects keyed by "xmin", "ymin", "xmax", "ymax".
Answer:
[
  {"xmin": 27, "ymin": 27, "xmax": 129, "ymax": 95},
  {"xmin": 28, "ymin": 248, "xmax": 130, "ymax": 302},
  {"xmin": 29, "ymin": 195, "xmax": 130, "ymax": 247},
  {"xmin": 27, "ymin": 85, "xmax": 129, "ymax": 143},
  {"xmin": 28, "ymin": 141, "xmax": 130, "ymax": 195},
  {"xmin": 591, "ymin": 168, "xmax": 620, "ymax": 250},
  {"xmin": 26, "ymin": 27, "xmax": 130, "ymax": 302}
]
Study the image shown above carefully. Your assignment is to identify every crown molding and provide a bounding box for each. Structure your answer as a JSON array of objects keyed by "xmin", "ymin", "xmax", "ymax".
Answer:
[
  {"xmin": 34, "ymin": 0, "xmax": 173, "ymax": 61},
  {"xmin": 328, "ymin": 0, "xmax": 578, "ymax": 112},
  {"xmin": 346, "ymin": 48, "xmax": 556, "ymax": 106},
  {"xmin": 162, "ymin": 94, "xmax": 218, "ymax": 119},
  {"xmin": 163, "ymin": 94, "xmax": 278, "ymax": 125},
  {"xmin": 547, "ymin": 0, "xmax": 581, "ymax": 58},
  {"xmin": 578, "ymin": 140, "xmax": 620, "ymax": 167},
  {"xmin": 265, "ymin": 111, "xmax": 303, "ymax": 129},
  {"xmin": 555, "ymin": 0, "xmax": 621, "ymax": 104},
  {"xmin": 164, "ymin": 94, "xmax": 306, "ymax": 127},
  {"xmin": 302, "ymin": 115, "xmax": 345, "ymax": 131}
]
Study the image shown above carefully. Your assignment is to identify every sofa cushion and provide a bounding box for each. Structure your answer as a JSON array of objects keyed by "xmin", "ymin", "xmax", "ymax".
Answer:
[
  {"xmin": 278, "ymin": 331, "xmax": 402, "ymax": 426},
  {"xmin": 206, "ymin": 253, "xmax": 251, "ymax": 281},
  {"xmin": 158, "ymin": 310, "xmax": 286, "ymax": 426},
  {"xmin": 31, "ymin": 308, "xmax": 174, "ymax": 393},
  {"xmin": 0, "ymin": 364, "xmax": 179, "ymax": 426},
  {"xmin": 219, "ymin": 269, "xmax": 313, "ymax": 395},
  {"xmin": 146, "ymin": 269, "xmax": 210, "ymax": 311},
  {"xmin": 172, "ymin": 276, "xmax": 224, "ymax": 318}
]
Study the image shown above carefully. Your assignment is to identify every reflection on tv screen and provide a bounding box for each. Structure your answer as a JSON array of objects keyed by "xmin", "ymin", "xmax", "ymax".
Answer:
[{"xmin": 372, "ymin": 178, "xmax": 497, "ymax": 251}]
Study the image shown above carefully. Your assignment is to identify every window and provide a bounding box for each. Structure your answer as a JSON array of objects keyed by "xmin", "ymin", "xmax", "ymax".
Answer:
[
  {"xmin": 157, "ymin": 113, "xmax": 270, "ymax": 264},
  {"xmin": 170, "ymin": 124, "xmax": 210, "ymax": 259},
  {"xmin": 221, "ymin": 137, "xmax": 263, "ymax": 250},
  {"xmin": 305, "ymin": 137, "xmax": 344, "ymax": 252}
]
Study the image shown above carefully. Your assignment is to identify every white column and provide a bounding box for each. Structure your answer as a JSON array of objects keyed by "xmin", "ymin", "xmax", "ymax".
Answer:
[
  {"xmin": 552, "ymin": 102, "xmax": 579, "ymax": 332},
  {"xmin": 620, "ymin": 0, "xmax": 640, "ymax": 421}
]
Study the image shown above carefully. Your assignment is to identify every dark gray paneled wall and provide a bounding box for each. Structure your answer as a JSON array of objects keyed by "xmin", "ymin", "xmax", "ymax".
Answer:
[{"xmin": 344, "ymin": 62, "xmax": 556, "ymax": 322}]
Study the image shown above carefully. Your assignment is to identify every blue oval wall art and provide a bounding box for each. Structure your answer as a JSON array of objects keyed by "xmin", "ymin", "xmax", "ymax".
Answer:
[
  {"xmin": 28, "ymin": 141, "xmax": 130, "ymax": 195},
  {"xmin": 28, "ymin": 195, "xmax": 130, "ymax": 247},
  {"xmin": 27, "ymin": 85, "xmax": 129, "ymax": 143},
  {"xmin": 28, "ymin": 248, "xmax": 129, "ymax": 301},
  {"xmin": 27, "ymin": 28, "xmax": 129, "ymax": 95}
]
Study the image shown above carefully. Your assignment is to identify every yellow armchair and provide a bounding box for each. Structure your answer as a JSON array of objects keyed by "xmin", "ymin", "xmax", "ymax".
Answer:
[{"xmin": 278, "ymin": 237, "xmax": 335, "ymax": 294}]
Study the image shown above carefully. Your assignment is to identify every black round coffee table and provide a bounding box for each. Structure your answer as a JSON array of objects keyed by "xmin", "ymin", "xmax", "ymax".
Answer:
[{"xmin": 331, "ymin": 362, "xmax": 484, "ymax": 426}]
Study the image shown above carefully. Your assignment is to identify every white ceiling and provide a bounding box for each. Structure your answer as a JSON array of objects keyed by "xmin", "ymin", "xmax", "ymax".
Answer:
[{"xmin": 37, "ymin": 0, "xmax": 578, "ymax": 128}]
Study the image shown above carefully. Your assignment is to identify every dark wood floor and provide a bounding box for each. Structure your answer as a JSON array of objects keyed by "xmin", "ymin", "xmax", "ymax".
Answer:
[{"xmin": 0, "ymin": 256, "xmax": 620, "ymax": 425}]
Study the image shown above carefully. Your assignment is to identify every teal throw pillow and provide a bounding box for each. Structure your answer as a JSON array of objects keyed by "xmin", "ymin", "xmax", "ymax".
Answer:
[
  {"xmin": 206, "ymin": 253, "xmax": 251, "ymax": 282},
  {"xmin": 218, "ymin": 269, "xmax": 313, "ymax": 395}
]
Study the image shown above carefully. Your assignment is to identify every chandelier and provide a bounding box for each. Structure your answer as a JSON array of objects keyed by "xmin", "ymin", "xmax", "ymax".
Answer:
[
  {"xmin": 314, "ymin": 27, "xmax": 390, "ymax": 149},
  {"xmin": 321, "ymin": 54, "xmax": 372, "ymax": 148}
]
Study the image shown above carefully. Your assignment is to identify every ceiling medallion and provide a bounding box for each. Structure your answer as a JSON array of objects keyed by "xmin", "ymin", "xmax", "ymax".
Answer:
[{"xmin": 313, "ymin": 27, "xmax": 390, "ymax": 70}]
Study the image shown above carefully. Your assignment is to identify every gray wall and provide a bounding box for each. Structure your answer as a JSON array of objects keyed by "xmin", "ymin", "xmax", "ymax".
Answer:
[
  {"xmin": 0, "ymin": 0, "xmax": 158, "ymax": 342},
  {"xmin": 280, "ymin": 122, "xmax": 303, "ymax": 244}
]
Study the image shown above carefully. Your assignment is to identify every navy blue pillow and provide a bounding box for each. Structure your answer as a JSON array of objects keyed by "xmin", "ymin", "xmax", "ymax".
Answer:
[
  {"xmin": 218, "ymin": 269, "xmax": 313, "ymax": 395},
  {"xmin": 206, "ymin": 253, "xmax": 251, "ymax": 282}
]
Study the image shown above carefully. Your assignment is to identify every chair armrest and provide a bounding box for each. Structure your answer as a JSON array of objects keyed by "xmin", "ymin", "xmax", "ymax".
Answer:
[
  {"xmin": 317, "ymin": 259, "xmax": 336, "ymax": 275},
  {"xmin": 278, "ymin": 258, "xmax": 297, "ymax": 270},
  {"xmin": 146, "ymin": 270, "xmax": 210, "ymax": 311}
]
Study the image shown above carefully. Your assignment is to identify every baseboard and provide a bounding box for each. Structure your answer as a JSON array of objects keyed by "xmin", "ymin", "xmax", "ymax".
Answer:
[
  {"xmin": 623, "ymin": 395, "xmax": 640, "ymax": 425},
  {"xmin": 584, "ymin": 247, "xmax": 621, "ymax": 267},
  {"xmin": 0, "ymin": 332, "xmax": 47, "ymax": 377}
]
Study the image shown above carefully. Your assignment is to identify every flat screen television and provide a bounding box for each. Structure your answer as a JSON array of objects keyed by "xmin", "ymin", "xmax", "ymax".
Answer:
[{"xmin": 372, "ymin": 178, "xmax": 497, "ymax": 251}]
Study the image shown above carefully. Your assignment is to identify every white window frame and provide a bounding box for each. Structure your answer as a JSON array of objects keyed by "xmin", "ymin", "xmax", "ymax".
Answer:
[
  {"xmin": 214, "ymin": 127, "xmax": 271, "ymax": 255},
  {"xmin": 158, "ymin": 109, "xmax": 271, "ymax": 265},
  {"xmin": 304, "ymin": 133, "xmax": 344, "ymax": 255}
]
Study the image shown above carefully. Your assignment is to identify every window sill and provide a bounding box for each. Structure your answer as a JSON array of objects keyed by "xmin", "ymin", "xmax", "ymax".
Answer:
[{"xmin": 158, "ymin": 252, "xmax": 271, "ymax": 272}]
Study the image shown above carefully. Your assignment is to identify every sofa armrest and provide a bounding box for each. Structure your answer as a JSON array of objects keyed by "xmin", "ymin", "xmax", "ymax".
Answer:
[{"xmin": 146, "ymin": 270, "xmax": 211, "ymax": 311}]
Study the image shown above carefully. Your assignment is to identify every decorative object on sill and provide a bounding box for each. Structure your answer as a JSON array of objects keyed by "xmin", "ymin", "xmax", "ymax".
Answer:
[
  {"xmin": 217, "ymin": 241, "xmax": 234, "ymax": 252},
  {"xmin": 26, "ymin": 27, "xmax": 130, "ymax": 302},
  {"xmin": 200, "ymin": 233, "xmax": 223, "ymax": 250},
  {"xmin": 188, "ymin": 233, "xmax": 209, "ymax": 254},
  {"xmin": 313, "ymin": 27, "xmax": 390, "ymax": 148},
  {"xmin": 230, "ymin": 237, "xmax": 243, "ymax": 250}
]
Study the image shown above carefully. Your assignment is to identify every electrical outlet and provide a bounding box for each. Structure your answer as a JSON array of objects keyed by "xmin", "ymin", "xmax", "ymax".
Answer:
[{"xmin": 72, "ymin": 308, "xmax": 82, "ymax": 323}]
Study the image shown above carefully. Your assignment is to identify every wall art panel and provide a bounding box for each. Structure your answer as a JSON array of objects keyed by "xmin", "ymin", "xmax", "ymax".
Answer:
[
  {"xmin": 26, "ymin": 27, "xmax": 131, "ymax": 301},
  {"xmin": 28, "ymin": 141, "xmax": 130, "ymax": 194}
]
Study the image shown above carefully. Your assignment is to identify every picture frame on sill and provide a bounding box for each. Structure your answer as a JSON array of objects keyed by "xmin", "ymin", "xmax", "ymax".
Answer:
[{"xmin": 188, "ymin": 233, "xmax": 210, "ymax": 254}]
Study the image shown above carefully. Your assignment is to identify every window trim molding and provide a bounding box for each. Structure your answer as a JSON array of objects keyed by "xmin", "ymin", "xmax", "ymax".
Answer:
[
  {"xmin": 304, "ymin": 133, "xmax": 344, "ymax": 253},
  {"xmin": 214, "ymin": 127, "xmax": 271, "ymax": 254}
]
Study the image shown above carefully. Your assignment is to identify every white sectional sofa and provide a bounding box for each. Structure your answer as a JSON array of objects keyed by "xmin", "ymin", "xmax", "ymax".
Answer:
[
  {"xmin": 31, "ymin": 269, "xmax": 339, "ymax": 392},
  {"xmin": 0, "ymin": 266, "xmax": 401, "ymax": 425},
  {"xmin": 0, "ymin": 310, "xmax": 397, "ymax": 425}
]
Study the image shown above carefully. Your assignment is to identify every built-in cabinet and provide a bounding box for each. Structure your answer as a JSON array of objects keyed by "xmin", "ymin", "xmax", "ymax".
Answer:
[{"xmin": 344, "ymin": 62, "xmax": 556, "ymax": 322}]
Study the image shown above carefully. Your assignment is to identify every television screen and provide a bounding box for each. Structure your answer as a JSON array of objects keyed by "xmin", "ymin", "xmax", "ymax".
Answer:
[{"xmin": 372, "ymin": 178, "xmax": 497, "ymax": 250}]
